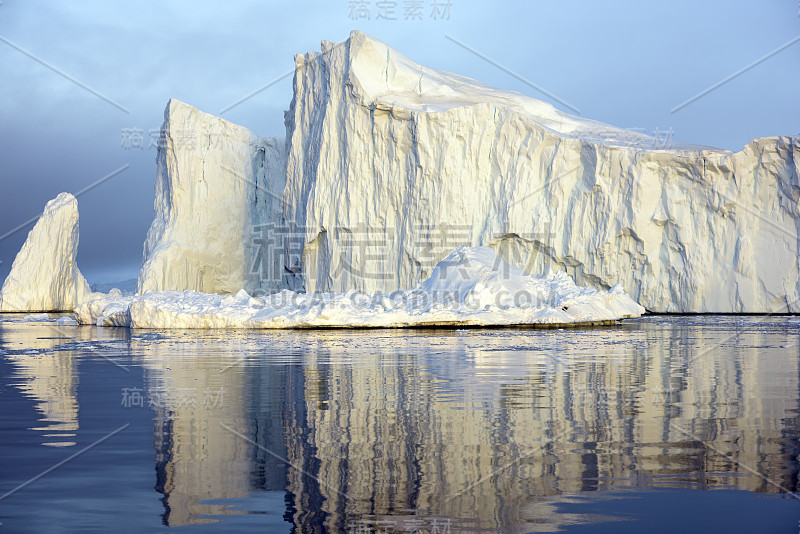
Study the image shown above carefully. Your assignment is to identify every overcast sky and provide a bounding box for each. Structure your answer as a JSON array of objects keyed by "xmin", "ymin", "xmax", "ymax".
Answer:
[{"xmin": 0, "ymin": 1, "xmax": 798, "ymax": 284}]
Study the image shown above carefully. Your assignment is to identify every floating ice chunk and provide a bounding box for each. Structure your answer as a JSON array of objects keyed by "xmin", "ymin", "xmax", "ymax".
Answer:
[
  {"xmin": 75, "ymin": 294, "xmax": 133, "ymax": 327},
  {"xmin": 76, "ymin": 247, "xmax": 644, "ymax": 329},
  {"xmin": 23, "ymin": 313, "xmax": 52, "ymax": 322}
]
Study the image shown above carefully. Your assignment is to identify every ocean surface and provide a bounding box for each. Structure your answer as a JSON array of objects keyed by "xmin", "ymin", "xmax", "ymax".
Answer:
[{"xmin": 0, "ymin": 315, "xmax": 798, "ymax": 533}]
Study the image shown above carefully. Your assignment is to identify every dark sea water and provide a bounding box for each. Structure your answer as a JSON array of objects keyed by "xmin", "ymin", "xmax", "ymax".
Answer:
[{"xmin": 0, "ymin": 315, "xmax": 798, "ymax": 533}]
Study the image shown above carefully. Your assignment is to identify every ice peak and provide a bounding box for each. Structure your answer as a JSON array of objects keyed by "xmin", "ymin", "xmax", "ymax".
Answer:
[
  {"xmin": 49, "ymin": 191, "xmax": 78, "ymax": 210},
  {"xmin": 297, "ymin": 31, "xmax": 723, "ymax": 152},
  {"xmin": 0, "ymin": 192, "xmax": 91, "ymax": 312},
  {"xmin": 164, "ymin": 97, "xmax": 195, "ymax": 115},
  {"xmin": 163, "ymin": 98, "xmax": 210, "ymax": 122}
]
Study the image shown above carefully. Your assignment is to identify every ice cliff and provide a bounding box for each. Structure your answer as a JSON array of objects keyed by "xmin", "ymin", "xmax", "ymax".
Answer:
[
  {"xmin": 0, "ymin": 193, "xmax": 91, "ymax": 312},
  {"xmin": 282, "ymin": 31, "xmax": 800, "ymax": 313},
  {"xmin": 137, "ymin": 99, "xmax": 286, "ymax": 295}
]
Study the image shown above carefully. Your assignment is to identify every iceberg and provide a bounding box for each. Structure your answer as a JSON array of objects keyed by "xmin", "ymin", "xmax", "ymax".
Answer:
[
  {"xmin": 137, "ymin": 99, "xmax": 286, "ymax": 295},
  {"xmin": 126, "ymin": 31, "xmax": 800, "ymax": 314},
  {"xmin": 282, "ymin": 31, "xmax": 800, "ymax": 313},
  {"xmin": 76, "ymin": 246, "xmax": 644, "ymax": 328},
  {"xmin": 0, "ymin": 193, "xmax": 93, "ymax": 312},
  {"xmin": 4, "ymin": 31, "xmax": 798, "ymax": 321}
]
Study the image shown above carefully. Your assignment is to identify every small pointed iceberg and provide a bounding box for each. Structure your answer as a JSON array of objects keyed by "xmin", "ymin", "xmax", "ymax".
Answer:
[{"xmin": 0, "ymin": 193, "xmax": 91, "ymax": 312}]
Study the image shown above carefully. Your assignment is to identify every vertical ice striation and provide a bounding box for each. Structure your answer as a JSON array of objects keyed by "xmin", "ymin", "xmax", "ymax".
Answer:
[
  {"xmin": 0, "ymin": 193, "xmax": 91, "ymax": 312},
  {"xmin": 138, "ymin": 99, "xmax": 287, "ymax": 296},
  {"xmin": 282, "ymin": 31, "xmax": 800, "ymax": 312}
]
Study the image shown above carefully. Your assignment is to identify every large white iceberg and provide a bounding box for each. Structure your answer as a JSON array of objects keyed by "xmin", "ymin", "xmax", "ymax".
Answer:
[
  {"xmin": 134, "ymin": 31, "xmax": 800, "ymax": 313},
  {"xmin": 0, "ymin": 193, "xmax": 92, "ymax": 312},
  {"xmin": 76, "ymin": 246, "xmax": 645, "ymax": 328},
  {"xmin": 4, "ymin": 31, "xmax": 799, "ymax": 320},
  {"xmin": 281, "ymin": 31, "xmax": 800, "ymax": 312}
]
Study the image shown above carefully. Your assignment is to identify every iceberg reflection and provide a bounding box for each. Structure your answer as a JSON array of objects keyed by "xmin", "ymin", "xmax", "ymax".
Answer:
[
  {"xmin": 3, "ymin": 318, "xmax": 126, "ymax": 448},
  {"xmin": 134, "ymin": 318, "xmax": 800, "ymax": 531}
]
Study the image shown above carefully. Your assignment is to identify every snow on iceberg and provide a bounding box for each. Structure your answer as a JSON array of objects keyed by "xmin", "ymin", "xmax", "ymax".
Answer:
[
  {"xmin": 76, "ymin": 246, "xmax": 644, "ymax": 329},
  {"xmin": 0, "ymin": 193, "xmax": 93, "ymax": 312}
]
